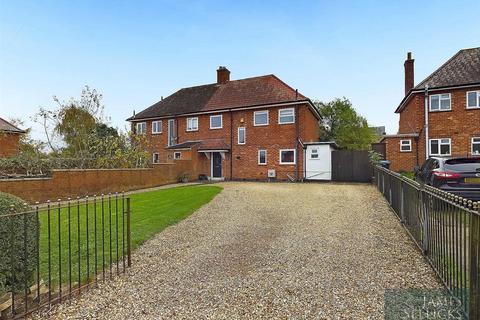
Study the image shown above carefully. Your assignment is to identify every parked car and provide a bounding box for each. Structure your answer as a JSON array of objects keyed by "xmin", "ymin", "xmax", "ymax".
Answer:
[{"xmin": 414, "ymin": 157, "xmax": 480, "ymax": 201}]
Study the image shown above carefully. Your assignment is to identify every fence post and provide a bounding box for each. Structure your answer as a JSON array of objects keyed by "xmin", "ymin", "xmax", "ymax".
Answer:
[
  {"xmin": 400, "ymin": 180, "xmax": 405, "ymax": 223},
  {"xmin": 126, "ymin": 197, "xmax": 132, "ymax": 267},
  {"xmin": 470, "ymin": 202, "xmax": 480, "ymax": 320},
  {"xmin": 419, "ymin": 184, "xmax": 428, "ymax": 254}
]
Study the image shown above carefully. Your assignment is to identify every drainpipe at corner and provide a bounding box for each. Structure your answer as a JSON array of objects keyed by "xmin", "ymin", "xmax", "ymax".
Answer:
[{"xmin": 424, "ymin": 86, "xmax": 429, "ymax": 160}]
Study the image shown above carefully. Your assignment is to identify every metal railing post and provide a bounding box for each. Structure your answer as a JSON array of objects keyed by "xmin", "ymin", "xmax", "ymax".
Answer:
[
  {"xmin": 469, "ymin": 202, "xmax": 480, "ymax": 320},
  {"xmin": 400, "ymin": 180, "xmax": 405, "ymax": 223},
  {"xmin": 126, "ymin": 198, "xmax": 132, "ymax": 267}
]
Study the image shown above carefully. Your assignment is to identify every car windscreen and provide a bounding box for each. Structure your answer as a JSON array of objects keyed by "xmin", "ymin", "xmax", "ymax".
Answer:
[{"xmin": 444, "ymin": 158, "xmax": 480, "ymax": 172}]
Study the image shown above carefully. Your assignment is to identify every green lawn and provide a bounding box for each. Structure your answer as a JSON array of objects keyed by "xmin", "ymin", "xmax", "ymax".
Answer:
[{"xmin": 35, "ymin": 185, "xmax": 222, "ymax": 292}]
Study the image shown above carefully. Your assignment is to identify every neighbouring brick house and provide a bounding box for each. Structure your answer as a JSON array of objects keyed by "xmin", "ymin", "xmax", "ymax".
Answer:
[
  {"xmin": 381, "ymin": 48, "xmax": 480, "ymax": 172},
  {"xmin": 127, "ymin": 67, "xmax": 322, "ymax": 181},
  {"xmin": 0, "ymin": 117, "xmax": 25, "ymax": 158}
]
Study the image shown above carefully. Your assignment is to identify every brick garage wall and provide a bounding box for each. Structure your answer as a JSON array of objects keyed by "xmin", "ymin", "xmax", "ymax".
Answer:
[
  {"xmin": 384, "ymin": 137, "xmax": 419, "ymax": 172},
  {"xmin": 0, "ymin": 133, "xmax": 21, "ymax": 157},
  {"xmin": 0, "ymin": 161, "xmax": 198, "ymax": 203}
]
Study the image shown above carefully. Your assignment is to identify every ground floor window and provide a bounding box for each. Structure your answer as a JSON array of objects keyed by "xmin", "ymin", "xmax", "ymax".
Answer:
[
  {"xmin": 472, "ymin": 137, "xmax": 480, "ymax": 155},
  {"xmin": 279, "ymin": 149, "xmax": 296, "ymax": 164},
  {"xmin": 400, "ymin": 139, "xmax": 412, "ymax": 152},
  {"xmin": 429, "ymin": 138, "xmax": 451, "ymax": 156},
  {"xmin": 174, "ymin": 152, "xmax": 182, "ymax": 160},
  {"xmin": 258, "ymin": 149, "xmax": 267, "ymax": 165},
  {"xmin": 153, "ymin": 152, "xmax": 160, "ymax": 164}
]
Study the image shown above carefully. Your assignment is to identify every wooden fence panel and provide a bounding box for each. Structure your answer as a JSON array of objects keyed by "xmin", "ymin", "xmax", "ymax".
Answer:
[{"xmin": 332, "ymin": 150, "xmax": 372, "ymax": 182}]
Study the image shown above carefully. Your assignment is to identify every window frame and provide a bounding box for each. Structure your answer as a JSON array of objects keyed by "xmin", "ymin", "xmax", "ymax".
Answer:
[
  {"xmin": 152, "ymin": 152, "xmax": 160, "ymax": 164},
  {"xmin": 466, "ymin": 91, "xmax": 480, "ymax": 109},
  {"xmin": 278, "ymin": 108, "xmax": 295, "ymax": 124},
  {"xmin": 167, "ymin": 119, "xmax": 175, "ymax": 146},
  {"xmin": 253, "ymin": 110, "xmax": 269, "ymax": 126},
  {"xmin": 472, "ymin": 137, "xmax": 480, "ymax": 155},
  {"xmin": 151, "ymin": 120, "xmax": 162, "ymax": 134},
  {"xmin": 186, "ymin": 117, "xmax": 199, "ymax": 132},
  {"xmin": 258, "ymin": 149, "xmax": 267, "ymax": 165},
  {"xmin": 429, "ymin": 93, "xmax": 451, "ymax": 112},
  {"xmin": 400, "ymin": 139, "xmax": 412, "ymax": 152},
  {"xmin": 310, "ymin": 148, "xmax": 319, "ymax": 159},
  {"xmin": 136, "ymin": 122, "xmax": 146, "ymax": 134},
  {"xmin": 173, "ymin": 152, "xmax": 182, "ymax": 160},
  {"xmin": 209, "ymin": 115, "xmax": 223, "ymax": 129},
  {"xmin": 429, "ymin": 138, "xmax": 451, "ymax": 156},
  {"xmin": 279, "ymin": 149, "xmax": 296, "ymax": 165},
  {"xmin": 238, "ymin": 127, "xmax": 246, "ymax": 145}
]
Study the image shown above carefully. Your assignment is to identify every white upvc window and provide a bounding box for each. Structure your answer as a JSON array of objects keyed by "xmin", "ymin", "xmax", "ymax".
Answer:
[
  {"xmin": 279, "ymin": 149, "xmax": 296, "ymax": 165},
  {"xmin": 278, "ymin": 108, "xmax": 295, "ymax": 124},
  {"xmin": 152, "ymin": 121, "xmax": 162, "ymax": 134},
  {"xmin": 186, "ymin": 117, "xmax": 198, "ymax": 131},
  {"xmin": 429, "ymin": 138, "xmax": 451, "ymax": 156},
  {"xmin": 174, "ymin": 152, "xmax": 182, "ymax": 160},
  {"xmin": 258, "ymin": 149, "xmax": 267, "ymax": 165},
  {"xmin": 400, "ymin": 139, "xmax": 412, "ymax": 152},
  {"xmin": 136, "ymin": 122, "xmax": 146, "ymax": 134},
  {"xmin": 253, "ymin": 110, "xmax": 269, "ymax": 126},
  {"xmin": 238, "ymin": 127, "xmax": 246, "ymax": 145},
  {"xmin": 466, "ymin": 91, "xmax": 480, "ymax": 109},
  {"xmin": 310, "ymin": 148, "xmax": 319, "ymax": 159},
  {"xmin": 472, "ymin": 137, "xmax": 480, "ymax": 155},
  {"xmin": 210, "ymin": 115, "xmax": 223, "ymax": 129},
  {"xmin": 430, "ymin": 93, "xmax": 451, "ymax": 111},
  {"xmin": 152, "ymin": 152, "xmax": 160, "ymax": 164}
]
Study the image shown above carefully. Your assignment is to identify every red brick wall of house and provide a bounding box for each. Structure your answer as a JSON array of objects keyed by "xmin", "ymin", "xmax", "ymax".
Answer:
[
  {"xmin": 136, "ymin": 103, "xmax": 320, "ymax": 180},
  {"xmin": 0, "ymin": 133, "xmax": 21, "ymax": 157},
  {"xmin": 384, "ymin": 137, "xmax": 418, "ymax": 172},
  {"xmin": 386, "ymin": 86, "xmax": 480, "ymax": 171},
  {"xmin": 0, "ymin": 161, "xmax": 198, "ymax": 203}
]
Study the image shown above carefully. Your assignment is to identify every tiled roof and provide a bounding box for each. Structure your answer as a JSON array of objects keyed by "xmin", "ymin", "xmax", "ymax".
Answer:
[
  {"xmin": 414, "ymin": 47, "xmax": 480, "ymax": 90},
  {"xmin": 0, "ymin": 117, "xmax": 25, "ymax": 133},
  {"xmin": 128, "ymin": 74, "xmax": 308, "ymax": 121},
  {"xmin": 166, "ymin": 141, "xmax": 201, "ymax": 150},
  {"xmin": 197, "ymin": 139, "xmax": 230, "ymax": 151}
]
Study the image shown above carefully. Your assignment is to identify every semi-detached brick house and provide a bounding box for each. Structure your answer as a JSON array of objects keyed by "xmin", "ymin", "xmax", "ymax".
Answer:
[
  {"xmin": 127, "ymin": 67, "xmax": 322, "ymax": 181},
  {"xmin": 381, "ymin": 48, "xmax": 480, "ymax": 172},
  {"xmin": 0, "ymin": 117, "xmax": 25, "ymax": 158}
]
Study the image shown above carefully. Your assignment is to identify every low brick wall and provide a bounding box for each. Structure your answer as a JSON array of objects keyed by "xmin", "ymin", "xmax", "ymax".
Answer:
[{"xmin": 0, "ymin": 161, "xmax": 197, "ymax": 203}]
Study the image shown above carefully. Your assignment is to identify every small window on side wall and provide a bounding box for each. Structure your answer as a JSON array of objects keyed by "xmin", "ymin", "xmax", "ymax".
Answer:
[
  {"xmin": 258, "ymin": 149, "xmax": 267, "ymax": 165},
  {"xmin": 400, "ymin": 140, "xmax": 412, "ymax": 152},
  {"xmin": 152, "ymin": 153, "xmax": 160, "ymax": 164},
  {"xmin": 174, "ymin": 152, "xmax": 181, "ymax": 160},
  {"xmin": 278, "ymin": 108, "xmax": 295, "ymax": 124},
  {"xmin": 472, "ymin": 137, "xmax": 480, "ymax": 155},
  {"xmin": 253, "ymin": 110, "xmax": 269, "ymax": 126},
  {"xmin": 279, "ymin": 149, "xmax": 295, "ymax": 165},
  {"xmin": 210, "ymin": 115, "xmax": 223, "ymax": 129},
  {"xmin": 152, "ymin": 121, "xmax": 162, "ymax": 134},
  {"xmin": 136, "ymin": 122, "xmax": 146, "ymax": 134},
  {"xmin": 238, "ymin": 127, "xmax": 246, "ymax": 144},
  {"xmin": 187, "ymin": 117, "xmax": 198, "ymax": 131},
  {"xmin": 430, "ymin": 94, "xmax": 451, "ymax": 111},
  {"xmin": 310, "ymin": 149, "xmax": 319, "ymax": 159}
]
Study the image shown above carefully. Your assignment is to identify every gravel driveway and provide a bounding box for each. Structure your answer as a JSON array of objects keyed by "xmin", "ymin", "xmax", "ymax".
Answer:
[{"xmin": 41, "ymin": 182, "xmax": 440, "ymax": 319}]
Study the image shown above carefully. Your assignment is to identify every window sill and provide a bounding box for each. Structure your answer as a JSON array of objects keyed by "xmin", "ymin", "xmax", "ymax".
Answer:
[
  {"xmin": 429, "ymin": 109, "xmax": 452, "ymax": 113},
  {"xmin": 152, "ymin": 132, "xmax": 162, "ymax": 135},
  {"xmin": 279, "ymin": 163, "xmax": 296, "ymax": 165},
  {"xmin": 466, "ymin": 106, "xmax": 480, "ymax": 110},
  {"xmin": 253, "ymin": 123, "xmax": 269, "ymax": 127},
  {"xmin": 258, "ymin": 163, "xmax": 267, "ymax": 166},
  {"xmin": 209, "ymin": 127, "xmax": 223, "ymax": 130},
  {"xmin": 278, "ymin": 121, "xmax": 295, "ymax": 125},
  {"xmin": 186, "ymin": 129, "xmax": 198, "ymax": 132},
  {"xmin": 400, "ymin": 150, "xmax": 412, "ymax": 153}
]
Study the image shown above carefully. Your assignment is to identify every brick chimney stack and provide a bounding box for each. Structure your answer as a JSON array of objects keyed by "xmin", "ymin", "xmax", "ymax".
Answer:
[
  {"xmin": 217, "ymin": 66, "xmax": 230, "ymax": 84},
  {"xmin": 404, "ymin": 52, "xmax": 414, "ymax": 96}
]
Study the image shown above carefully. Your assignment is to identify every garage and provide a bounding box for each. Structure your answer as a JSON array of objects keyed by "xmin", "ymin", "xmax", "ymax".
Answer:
[{"xmin": 304, "ymin": 142, "xmax": 337, "ymax": 180}]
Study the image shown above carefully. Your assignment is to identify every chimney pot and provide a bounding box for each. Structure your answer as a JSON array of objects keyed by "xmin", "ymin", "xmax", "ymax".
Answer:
[
  {"xmin": 217, "ymin": 66, "xmax": 230, "ymax": 84},
  {"xmin": 404, "ymin": 52, "xmax": 414, "ymax": 96}
]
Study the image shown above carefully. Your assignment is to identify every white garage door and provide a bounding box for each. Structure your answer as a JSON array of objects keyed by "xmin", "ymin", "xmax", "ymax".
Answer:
[{"xmin": 305, "ymin": 145, "xmax": 332, "ymax": 180}]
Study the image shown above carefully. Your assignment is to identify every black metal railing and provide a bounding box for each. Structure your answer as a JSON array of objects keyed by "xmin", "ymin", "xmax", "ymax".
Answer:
[
  {"xmin": 0, "ymin": 193, "xmax": 131, "ymax": 319},
  {"xmin": 374, "ymin": 166, "xmax": 480, "ymax": 319}
]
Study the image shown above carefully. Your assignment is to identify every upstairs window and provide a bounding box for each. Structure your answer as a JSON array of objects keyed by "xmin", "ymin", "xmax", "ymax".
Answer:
[
  {"xmin": 253, "ymin": 110, "xmax": 269, "ymax": 126},
  {"xmin": 400, "ymin": 139, "xmax": 412, "ymax": 152},
  {"xmin": 238, "ymin": 127, "xmax": 246, "ymax": 145},
  {"xmin": 152, "ymin": 152, "xmax": 160, "ymax": 164},
  {"xmin": 472, "ymin": 137, "xmax": 480, "ymax": 155},
  {"xmin": 430, "ymin": 138, "xmax": 451, "ymax": 156},
  {"xmin": 430, "ymin": 94, "xmax": 451, "ymax": 111},
  {"xmin": 278, "ymin": 108, "xmax": 295, "ymax": 124},
  {"xmin": 187, "ymin": 117, "xmax": 198, "ymax": 131},
  {"xmin": 467, "ymin": 91, "xmax": 480, "ymax": 109},
  {"xmin": 210, "ymin": 115, "xmax": 223, "ymax": 129},
  {"xmin": 136, "ymin": 122, "xmax": 146, "ymax": 134},
  {"xmin": 152, "ymin": 121, "xmax": 162, "ymax": 134}
]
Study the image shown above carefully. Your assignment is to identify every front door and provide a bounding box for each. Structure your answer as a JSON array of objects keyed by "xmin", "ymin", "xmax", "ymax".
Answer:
[{"xmin": 212, "ymin": 152, "xmax": 222, "ymax": 178}]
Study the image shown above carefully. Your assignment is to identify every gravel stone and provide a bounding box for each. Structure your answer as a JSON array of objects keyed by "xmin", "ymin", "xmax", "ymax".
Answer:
[{"xmin": 34, "ymin": 182, "xmax": 441, "ymax": 319}]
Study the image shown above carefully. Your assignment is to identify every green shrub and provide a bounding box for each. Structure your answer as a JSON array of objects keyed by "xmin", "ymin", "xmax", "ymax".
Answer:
[{"xmin": 0, "ymin": 192, "xmax": 38, "ymax": 295}]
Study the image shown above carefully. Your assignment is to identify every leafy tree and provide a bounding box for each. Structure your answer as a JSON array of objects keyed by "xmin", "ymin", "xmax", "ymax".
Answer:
[{"xmin": 314, "ymin": 98, "xmax": 377, "ymax": 150}]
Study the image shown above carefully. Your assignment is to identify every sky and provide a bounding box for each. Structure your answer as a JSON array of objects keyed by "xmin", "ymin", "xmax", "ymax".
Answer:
[{"xmin": 1, "ymin": 0, "xmax": 479, "ymax": 140}]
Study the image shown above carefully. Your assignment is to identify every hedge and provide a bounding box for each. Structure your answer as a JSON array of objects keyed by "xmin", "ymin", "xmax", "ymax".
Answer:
[{"xmin": 0, "ymin": 192, "xmax": 38, "ymax": 295}]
